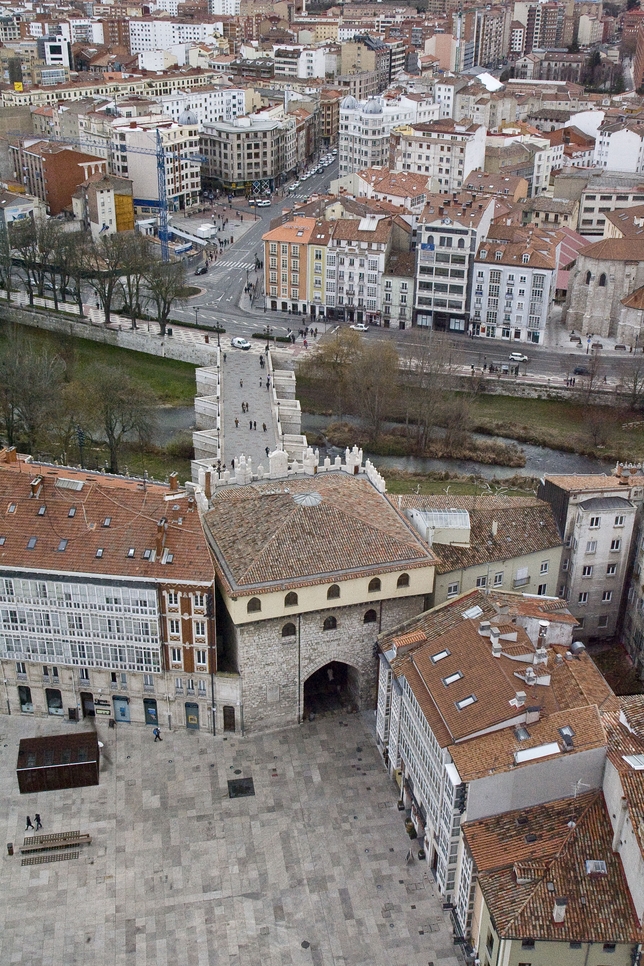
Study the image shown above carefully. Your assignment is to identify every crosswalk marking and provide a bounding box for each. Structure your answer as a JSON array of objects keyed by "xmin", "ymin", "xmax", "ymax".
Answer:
[{"xmin": 209, "ymin": 260, "xmax": 255, "ymax": 271}]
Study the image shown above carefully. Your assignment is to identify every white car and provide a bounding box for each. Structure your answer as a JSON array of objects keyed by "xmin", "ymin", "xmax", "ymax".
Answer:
[
  {"xmin": 350, "ymin": 323, "xmax": 369, "ymax": 332},
  {"xmin": 231, "ymin": 337, "xmax": 251, "ymax": 350},
  {"xmin": 256, "ymin": 199, "xmax": 271, "ymax": 207},
  {"xmin": 509, "ymin": 351, "xmax": 528, "ymax": 363}
]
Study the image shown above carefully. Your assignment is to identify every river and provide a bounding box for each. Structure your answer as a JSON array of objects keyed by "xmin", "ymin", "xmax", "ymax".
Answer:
[{"xmin": 301, "ymin": 415, "xmax": 613, "ymax": 481}]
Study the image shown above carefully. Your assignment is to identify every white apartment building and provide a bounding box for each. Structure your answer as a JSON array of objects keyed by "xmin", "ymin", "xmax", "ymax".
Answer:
[
  {"xmin": 273, "ymin": 45, "xmax": 326, "ymax": 80},
  {"xmin": 415, "ymin": 192, "xmax": 495, "ymax": 332},
  {"xmin": 325, "ymin": 214, "xmax": 396, "ymax": 325},
  {"xmin": 110, "ymin": 116, "xmax": 201, "ymax": 213},
  {"xmin": 0, "ymin": 459, "xmax": 217, "ymax": 733},
  {"xmin": 128, "ymin": 20, "xmax": 223, "ymax": 54},
  {"xmin": 208, "ymin": 0, "xmax": 241, "ymax": 14},
  {"xmin": 158, "ymin": 88, "xmax": 246, "ymax": 129},
  {"xmin": 470, "ymin": 229, "xmax": 557, "ymax": 344},
  {"xmin": 338, "ymin": 93, "xmax": 437, "ymax": 175},
  {"xmin": 594, "ymin": 122, "xmax": 644, "ymax": 176},
  {"xmin": 390, "ymin": 118, "xmax": 486, "ymax": 195},
  {"xmin": 58, "ymin": 19, "xmax": 105, "ymax": 45},
  {"xmin": 433, "ymin": 77, "xmax": 468, "ymax": 119},
  {"xmin": 376, "ymin": 589, "xmax": 609, "ymax": 928},
  {"xmin": 538, "ymin": 469, "xmax": 644, "ymax": 642}
]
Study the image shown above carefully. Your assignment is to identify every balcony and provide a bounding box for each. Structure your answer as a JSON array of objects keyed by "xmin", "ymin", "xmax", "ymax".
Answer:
[{"xmin": 513, "ymin": 576, "xmax": 530, "ymax": 588}]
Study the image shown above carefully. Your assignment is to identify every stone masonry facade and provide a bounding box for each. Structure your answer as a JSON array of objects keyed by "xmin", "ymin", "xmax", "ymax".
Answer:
[{"xmin": 235, "ymin": 595, "xmax": 429, "ymax": 733}]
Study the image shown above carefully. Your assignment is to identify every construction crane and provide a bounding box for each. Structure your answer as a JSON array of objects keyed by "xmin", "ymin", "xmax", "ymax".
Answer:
[{"xmin": 14, "ymin": 130, "xmax": 206, "ymax": 262}]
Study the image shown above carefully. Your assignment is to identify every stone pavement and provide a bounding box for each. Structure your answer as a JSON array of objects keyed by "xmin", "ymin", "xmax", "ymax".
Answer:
[
  {"xmin": 221, "ymin": 343, "xmax": 280, "ymax": 471},
  {"xmin": 0, "ymin": 712, "xmax": 464, "ymax": 966}
]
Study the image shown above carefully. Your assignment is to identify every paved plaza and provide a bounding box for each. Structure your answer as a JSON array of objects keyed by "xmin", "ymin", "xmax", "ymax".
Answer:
[{"xmin": 0, "ymin": 712, "xmax": 464, "ymax": 966}]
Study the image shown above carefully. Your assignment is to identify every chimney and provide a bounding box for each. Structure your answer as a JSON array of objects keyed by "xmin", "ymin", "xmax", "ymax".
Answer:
[
  {"xmin": 204, "ymin": 472, "xmax": 212, "ymax": 500},
  {"xmin": 491, "ymin": 520, "xmax": 498, "ymax": 537},
  {"xmin": 478, "ymin": 620, "xmax": 491, "ymax": 636},
  {"xmin": 525, "ymin": 706, "xmax": 541, "ymax": 724},
  {"xmin": 553, "ymin": 898, "xmax": 568, "ymax": 924},
  {"xmin": 438, "ymin": 206, "xmax": 444, "ymax": 215},
  {"xmin": 156, "ymin": 517, "xmax": 167, "ymax": 556},
  {"xmin": 169, "ymin": 472, "xmax": 178, "ymax": 492},
  {"xmin": 515, "ymin": 690, "xmax": 526, "ymax": 707},
  {"xmin": 491, "ymin": 627, "xmax": 502, "ymax": 657},
  {"xmin": 538, "ymin": 620, "xmax": 549, "ymax": 646},
  {"xmin": 6, "ymin": 446, "xmax": 17, "ymax": 463},
  {"xmin": 30, "ymin": 476, "xmax": 43, "ymax": 499}
]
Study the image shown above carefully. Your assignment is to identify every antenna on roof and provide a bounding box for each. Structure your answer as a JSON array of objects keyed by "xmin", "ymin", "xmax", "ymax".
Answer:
[{"xmin": 572, "ymin": 779, "xmax": 590, "ymax": 798}]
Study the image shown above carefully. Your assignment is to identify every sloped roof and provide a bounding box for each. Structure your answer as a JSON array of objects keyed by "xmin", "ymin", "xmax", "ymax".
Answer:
[
  {"xmin": 393, "ymin": 495, "xmax": 561, "ymax": 575},
  {"xmin": 203, "ymin": 473, "xmax": 436, "ymax": 595},
  {"xmin": 577, "ymin": 238, "xmax": 644, "ymax": 262},
  {"xmin": 463, "ymin": 791, "xmax": 643, "ymax": 943}
]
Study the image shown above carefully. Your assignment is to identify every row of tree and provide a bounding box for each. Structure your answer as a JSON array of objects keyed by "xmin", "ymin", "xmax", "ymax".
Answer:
[
  {"xmin": 0, "ymin": 335, "xmax": 156, "ymax": 473},
  {"xmin": 1, "ymin": 221, "xmax": 187, "ymax": 335}
]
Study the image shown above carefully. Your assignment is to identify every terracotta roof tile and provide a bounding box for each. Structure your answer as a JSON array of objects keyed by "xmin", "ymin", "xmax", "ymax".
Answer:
[
  {"xmin": 203, "ymin": 473, "xmax": 436, "ymax": 595},
  {"xmin": 463, "ymin": 792, "xmax": 643, "ymax": 943}
]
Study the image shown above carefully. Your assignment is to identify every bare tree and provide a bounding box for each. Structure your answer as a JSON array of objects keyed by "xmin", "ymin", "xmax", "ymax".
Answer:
[
  {"xmin": 352, "ymin": 340, "xmax": 399, "ymax": 442},
  {"xmin": 86, "ymin": 234, "xmax": 131, "ymax": 325},
  {"xmin": 0, "ymin": 226, "xmax": 15, "ymax": 297},
  {"xmin": 400, "ymin": 329, "xmax": 452, "ymax": 453},
  {"xmin": 119, "ymin": 233, "xmax": 151, "ymax": 329},
  {"xmin": 299, "ymin": 327, "xmax": 362, "ymax": 420},
  {"xmin": 443, "ymin": 394, "xmax": 472, "ymax": 452},
  {"xmin": 618, "ymin": 359, "xmax": 644, "ymax": 410},
  {"xmin": 0, "ymin": 337, "xmax": 65, "ymax": 452},
  {"xmin": 145, "ymin": 259, "xmax": 187, "ymax": 336},
  {"xmin": 85, "ymin": 364, "xmax": 157, "ymax": 474}
]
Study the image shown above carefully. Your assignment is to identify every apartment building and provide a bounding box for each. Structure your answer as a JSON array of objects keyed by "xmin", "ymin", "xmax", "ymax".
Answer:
[
  {"xmin": 401, "ymin": 494, "xmax": 563, "ymax": 605},
  {"xmin": 263, "ymin": 218, "xmax": 323, "ymax": 316},
  {"xmin": 338, "ymin": 92, "xmax": 438, "ymax": 175},
  {"xmin": 9, "ymin": 139, "xmax": 106, "ymax": 215},
  {"xmin": 201, "ymin": 112, "xmax": 294, "ymax": 194},
  {"xmin": 553, "ymin": 170, "xmax": 644, "ymax": 235},
  {"xmin": 71, "ymin": 172, "xmax": 135, "ymax": 239},
  {"xmin": 110, "ymin": 116, "xmax": 201, "ymax": 213},
  {"xmin": 376, "ymin": 588, "xmax": 610, "ymax": 924},
  {"xmin": 389, "ymin": 118, "xmax": 486, "ymax": 195},
  {"xmin": 414, "ymin": 191, "xmax": 495, "ymax": 331},
  {"xmin": 157, "ymin": 87, "xmax": 246, "ymax": 128},
  {"xmin": 128, "ymin": 19, "xmax": 223, "ymax": 54},
  {"xmin": 0, "ymin": 454, "xmax": 216, "ymax": 733},
  {"xmin": 340, "ymin": 37, "xmax": 391, "ymax": 92},
  {"xmin": 471, "ymin": 225, "xmax": 559, "ymax": 344},
  {"xmin": 594, "ymin": 122, "xmax": 644, "ymax": 176},
  {"xmin": 538, "ymin": 470, "xmax": 644, "ymax": 641},
  {"xmin": 273, "ymin": 45, "xmax": 326, "ymax": 80}
]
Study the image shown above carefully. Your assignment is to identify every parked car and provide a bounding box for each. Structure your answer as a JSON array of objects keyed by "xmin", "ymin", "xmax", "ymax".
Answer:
[
  {"xmin": 508, "ymin": 352, "xmax": 528, "ymax": 363},
  {"xmin": 615, "ymin": 344, "xmax": 627, "ymax": 351},
  {"xmin": 573, "ymin": 365, "xmax": 590, "ymax": 376},
  {"xmin": 256, "ymin": 199, "xmax": 271, "ymax": 207},
  {"xmin": 350, "ymin": 323, "xmax": 369, "ymax": 332},
  {"xmin": 194, "ymin": 266, "xmax": 208, "ymax": 276},
  {"xmin": 231, "ymin": 337, "xmax": 251, "ymax": 350},
  {"xmin": 248, "ymin": 198, "xmax": 256, "ymax": 206}
]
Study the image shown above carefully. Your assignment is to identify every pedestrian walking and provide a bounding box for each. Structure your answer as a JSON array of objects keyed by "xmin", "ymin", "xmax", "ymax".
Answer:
[
  {"xmin": 249, "ymin": 419, "xmax": 253, "ymax": 430},
  {"xmin": 265, "ymin": 446, "xmax": 270, "ymax": 457},
  {"xmin": 25, "ymin": 816, "xmax": 34, "ymax": 831},
  {"xmin": 263, "ymin": 423, "xmax": 267, "ymax": 432},
  {"xmin": 260, "ymin": 377, "xmax": 262, "ymax": 387},
  {"xmin": 266, "ymin": 378, "xmax": 270, "ymax": 390},
  {"xmin": 153, "ymin": 727, "xmax": 162, "ymax": 741},
  {"xmin": 231, "ymin": 458, "xmax": 235, "ymax": 470},
  {"xmin": 253, "ymin": 421, "xmax": 257, "ymax": 430},
  {"xmin": 240, "ymin": 379, "xmax": 243, "ymax": 388},
  {"xmin": 235, "ymin": 417, "xmax": 239, "ymax": 428},
  {"xmin": 35, "ymin": 814, "xmax": 42, "ymax": 830},
  {"xmin": 223, "ymin": 353, "xmax": 227, "ymax": 362}
]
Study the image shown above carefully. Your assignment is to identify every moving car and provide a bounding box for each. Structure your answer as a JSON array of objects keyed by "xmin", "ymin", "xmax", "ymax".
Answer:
[
  {"xmin": 231, "ymin": 337, "xmax": 251, "ymax": 350},
  {"xmin": 256, "ymin": 199, "xmax": 271, "ymax": 207},
  {"xmin": 573, "ymin": 365, "xmax": 590, "ymax": 376},
  {"xmin": 350, "ymin": 323, "xmax": 369, "ymax": 332},
  {"xmin": 508, "ymin": 351, "xmax": 528, "ymax": 363},
  {"xmin": 194, "ymin": 266, "xmax": 208, "ymax": 276}
]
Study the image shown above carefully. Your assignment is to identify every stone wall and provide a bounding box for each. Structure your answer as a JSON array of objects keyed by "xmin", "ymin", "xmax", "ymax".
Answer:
[
  {"xmin": 234, "ymin": 595, "xmax": 427, "ymax": 734},
  {"xmin": 0, "ymin": 303, "xmax": 219, "ymax": 368},
  {"xmin": 563, "ymin": 255, "xmax": 644, "ymax": 341}
]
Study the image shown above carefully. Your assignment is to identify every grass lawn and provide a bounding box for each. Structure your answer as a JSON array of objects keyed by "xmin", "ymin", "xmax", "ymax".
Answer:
[
  {"xmin": 0, "ymin": 322, "xmax": 197, "ymax": 406},
  {"xmin": 382, "ymin": 470, "xmax": 538, "ymax": 497},
  {"xmin": 80, "ymin": 442, "xmax": 193, "ymax": 486}
]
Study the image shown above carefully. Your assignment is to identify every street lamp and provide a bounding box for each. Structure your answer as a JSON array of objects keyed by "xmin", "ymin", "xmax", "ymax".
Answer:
[
  {"xmin": 264, "ymin": 324, "xmax": 273, "ymax": 351},
  {"xmin": 194, "ymin": 306, "xmax": 200, "ymax": 327}
]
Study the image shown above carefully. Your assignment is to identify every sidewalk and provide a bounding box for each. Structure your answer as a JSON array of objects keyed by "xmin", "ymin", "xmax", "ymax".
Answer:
[{"xmin": 220, "ymin": 344, "xmax": 279, "ymax": 470}]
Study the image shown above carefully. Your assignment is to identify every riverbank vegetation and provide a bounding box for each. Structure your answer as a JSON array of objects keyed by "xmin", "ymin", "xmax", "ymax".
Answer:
[
  {"xmin": 0, "ymin": 324, "xmax": 195, "ymax": 479},
  {"xmin": 298, "ymin": 329, "xmax": 644, "ymax": 464}
]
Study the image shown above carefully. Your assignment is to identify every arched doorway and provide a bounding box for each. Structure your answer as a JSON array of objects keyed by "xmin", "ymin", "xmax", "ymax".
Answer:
[{"xmin": 303, "ymin": 661, "xmax": 361, "ymax": 718}]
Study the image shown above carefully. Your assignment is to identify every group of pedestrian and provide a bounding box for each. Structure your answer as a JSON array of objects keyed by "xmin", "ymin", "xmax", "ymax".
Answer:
[
  {"xmin": 565, "ymin": 377, "xmax": 577, "ymax": 387},
  {"xmin": 25, "ymin": 814, "xmax": 42, "ymax": 832},
  {"xmin": 249, "ymin": 420, "xmax": 257, "ymax": 430}
]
